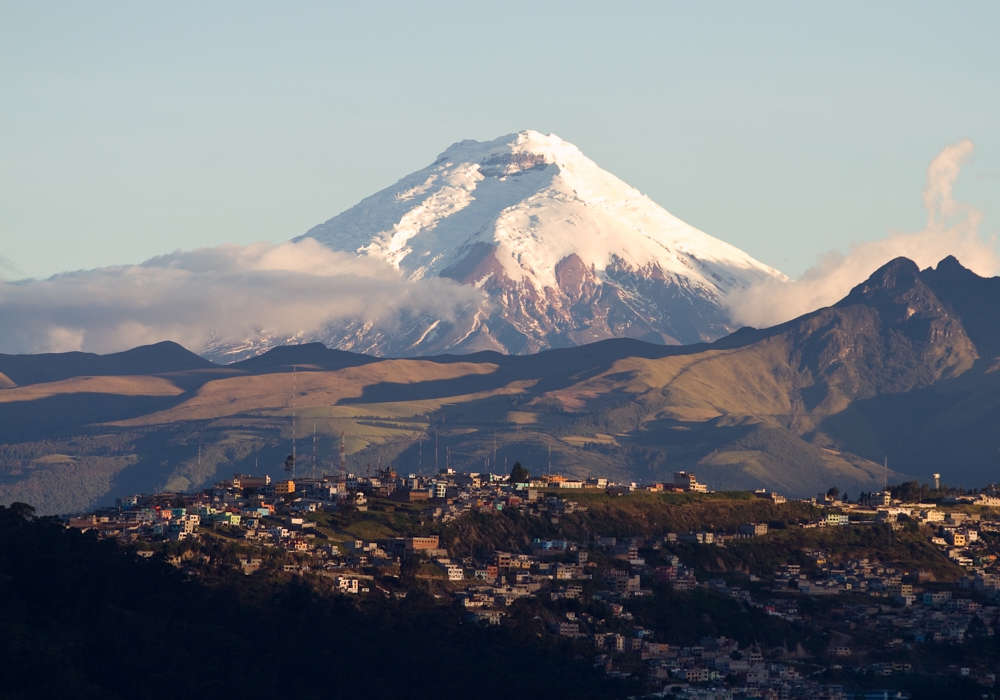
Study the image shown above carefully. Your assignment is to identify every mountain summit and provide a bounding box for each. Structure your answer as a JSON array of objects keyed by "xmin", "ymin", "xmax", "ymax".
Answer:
[{"xmin": 299, "ymin": 131, "xmax": 784, "ymax": 355}]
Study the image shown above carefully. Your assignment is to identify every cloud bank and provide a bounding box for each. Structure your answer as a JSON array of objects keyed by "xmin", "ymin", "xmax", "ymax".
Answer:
[
  {"xmin": 2, "ymin": 140, "xmax": 994, "ymax": 360},
  {"xmin": 0, "ymin": 239, "xmax": 485, "ymax": 357},
  {"xmin": 727, "ymin": 139, "xmax": 999, "ymax": 328}
]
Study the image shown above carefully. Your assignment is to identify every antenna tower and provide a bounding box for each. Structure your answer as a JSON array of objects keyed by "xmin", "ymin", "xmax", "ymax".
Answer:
[
  {"xmin": 883, "ymin": 456, "xmax": 888, "ymax": 491},
  {"xmin": 339, "ymin": 431, "xmax": 346, "ymax": 481},
  {"xmin": 435, "ymin": 431, "xmax": 439, "ymax": 472},
  {"xmin": 548, "ymin": 444, "xmax": 552, "ymax": 475},
  {"xmin": 286, "ymin": 365, "xmax": 297, "ymax": 478},
  {"xmin": 313, "ymin": 422, "xmax": 318, "ymax": 473}
]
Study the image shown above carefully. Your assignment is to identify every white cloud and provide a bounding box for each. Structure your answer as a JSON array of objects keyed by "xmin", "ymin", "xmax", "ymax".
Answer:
[
  {"xmin": 4, "ymin": 140, "xmax": 994, "ymax": 359},
  {"xmin": 0, "ymin": 238, "xmax": 485, "ymax": 356},
  {"xmin": 727, "ymin": 139, "xmax": 999, "ymax": 328}
]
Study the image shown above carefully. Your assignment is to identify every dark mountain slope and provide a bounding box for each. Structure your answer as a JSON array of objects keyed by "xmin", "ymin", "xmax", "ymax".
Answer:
[
  {"xmin": 230, "ymin": 342, "xmax": 382, "ymax": 373},
  {"xmin": 922, "ymin": 254, "xmax": 1000, "ymax": 360},
  {"xmin": 0, "ymin": 341, "xmax": 215, "ymax": 387}
]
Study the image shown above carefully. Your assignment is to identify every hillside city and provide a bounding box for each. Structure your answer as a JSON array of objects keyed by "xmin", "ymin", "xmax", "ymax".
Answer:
[{"xmin": 66, "ymin": 465, "xmax": 1000, "ymax": 700}]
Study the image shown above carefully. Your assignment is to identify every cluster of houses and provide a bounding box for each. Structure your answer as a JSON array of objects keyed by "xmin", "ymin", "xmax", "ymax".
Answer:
[
  {"xmin": 640, "ymin": 637, "xmax": 904, "ymax": 700},
  {"xmin": 63, "ymin": 467, "xmax": 1000, "ymax": 694},
  {"xmin": 772, "ymin": 558, "xmax": 999, "ymax": 653},
  {"xmin": 65, "ymin": 468, "xmax": 716, "ymax": 546},
  {"xmin": 817, "ymin": 494, "xmax": 1000, "ymax": 588}
]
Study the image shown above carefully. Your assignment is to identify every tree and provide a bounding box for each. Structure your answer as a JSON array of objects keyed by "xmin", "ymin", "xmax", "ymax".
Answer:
[
  {"xmin": 339, "ymin": 492, "xmax": 358, "ymax": 518},
  {"xmin": 9, "ymin": 502, "xmax": 35, "ymax": 520},
  {"xmin": 965, "ymin": 615, "xmax": 989, "ymax": 640},
  {"xmin": 826, "ymin": 487, "xmax": 840, "ymax": 500},
  {"xmin": 510, "ymin": 462, "xmax": 530, "ymax": 484}
]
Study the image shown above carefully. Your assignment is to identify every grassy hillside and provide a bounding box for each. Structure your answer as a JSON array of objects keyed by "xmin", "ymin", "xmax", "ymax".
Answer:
[
  {"xmin": 0, "ymin": 338, "xmax": 924, "ymax": 513},
  {"xmin": 6, "ymin": 257, "xmax": 1000, "ymax": 512}
]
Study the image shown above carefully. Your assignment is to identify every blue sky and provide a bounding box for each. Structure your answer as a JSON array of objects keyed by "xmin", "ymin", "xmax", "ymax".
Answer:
[{"xmin": 2, "ymin": 1, "xmax": 998, "ymax": 280}]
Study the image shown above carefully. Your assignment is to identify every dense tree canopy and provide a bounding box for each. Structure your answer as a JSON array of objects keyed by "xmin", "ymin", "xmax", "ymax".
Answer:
[{"xmin": 510, "ymin": 461, "xmax": 530, "ymax": 484}]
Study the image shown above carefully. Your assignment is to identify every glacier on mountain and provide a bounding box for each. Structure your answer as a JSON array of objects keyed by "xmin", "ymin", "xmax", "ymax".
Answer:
[{"xmin": 293, "ymin": 130, "xmax": 784, "ymax": 356}]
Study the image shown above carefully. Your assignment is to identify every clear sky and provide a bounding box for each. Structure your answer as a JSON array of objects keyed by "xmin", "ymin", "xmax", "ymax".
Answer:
[{"xmin": 2, "ymin": 1, "xmax": 998, "ymax": 280}]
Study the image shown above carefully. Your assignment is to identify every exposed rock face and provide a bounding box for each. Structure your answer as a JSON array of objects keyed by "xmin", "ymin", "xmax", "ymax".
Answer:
[
  {"xmin": 293, "ymin": 130, "xmax": 784, "ymax": 357},
  {"xmin": 718, "ymin": 256, "xmax": 982, "ymax": 409}
]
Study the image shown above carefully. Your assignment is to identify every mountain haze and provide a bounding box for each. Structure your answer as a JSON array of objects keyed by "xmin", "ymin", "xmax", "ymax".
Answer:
[
  {"xmin": 297, "ymin": 130, "xmax": 783, "ymax": 356},
  {"xmin": 4, "ymin": 256, "xmax": 1000, "ymax": 514}
]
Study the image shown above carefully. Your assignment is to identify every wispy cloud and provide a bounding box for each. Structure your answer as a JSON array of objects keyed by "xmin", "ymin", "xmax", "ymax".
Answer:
[
  {"xmin": 0, "ymin": 255, "xmax": 21, "ymax": 281},
  {"xmin": 0, "ymin": 239, "xmax": 485, "ymax": 356},
  {"xmin": 727, "ymin": 139, "xmax": 998, "ymax": 328}
]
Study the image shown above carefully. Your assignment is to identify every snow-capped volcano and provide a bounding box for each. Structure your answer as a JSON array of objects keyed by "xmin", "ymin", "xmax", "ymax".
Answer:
[{"xmin": 297, "ymin": 130, "xmax": 784, "ymax": 355}]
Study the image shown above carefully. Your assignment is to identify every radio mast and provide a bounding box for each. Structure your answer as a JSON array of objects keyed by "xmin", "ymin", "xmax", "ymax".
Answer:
[
  {"xmin": 285, "ymin": 366, "xmax": 297, "ymax": 479},
  {"xmin": 339, "ymin": 431, "xmax": 346, "ymax": 481}
]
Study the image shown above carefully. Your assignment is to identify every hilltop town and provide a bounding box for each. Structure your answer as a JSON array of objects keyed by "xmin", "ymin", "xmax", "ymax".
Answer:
[{"xmin": 62, "ymin": 465, "xmax": 1000, "ymax": 699}]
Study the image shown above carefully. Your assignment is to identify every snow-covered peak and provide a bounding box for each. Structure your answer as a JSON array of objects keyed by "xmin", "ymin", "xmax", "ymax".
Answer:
[
  {"xmin": 435, "ymin": 130, "xmax": 578, "ymax": 171},
  {"xmin": 301, "ymin": 130, "xmax": 783, "ymax": 298}
]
